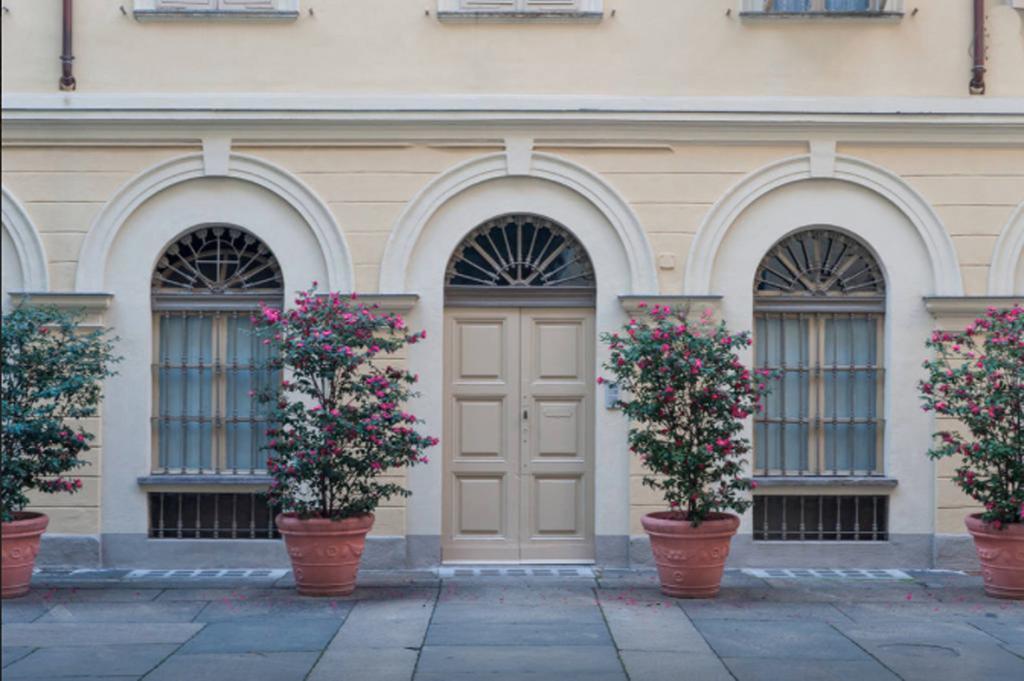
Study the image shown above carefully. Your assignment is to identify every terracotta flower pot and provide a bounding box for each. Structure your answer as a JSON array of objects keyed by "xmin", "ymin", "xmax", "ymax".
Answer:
[
  {"xmin": 276, "ymin": 512, "xmax": 374, "ymax": 597},
  {"xmin": 2, "ymin": 512, "xmax": 49, "ymax": 599},
  {"xmin": 965, "ymin": 514, "xmax": 1024, "ymax": 600},
  {"xmin": 642, "ymin": 511, "xmax": 739, "ymax": 598}
]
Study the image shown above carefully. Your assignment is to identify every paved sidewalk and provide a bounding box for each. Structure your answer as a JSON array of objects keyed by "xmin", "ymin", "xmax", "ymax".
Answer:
[{"xmin": 2, "ymin": 569, "xmax": 1022, "ymax": 680}]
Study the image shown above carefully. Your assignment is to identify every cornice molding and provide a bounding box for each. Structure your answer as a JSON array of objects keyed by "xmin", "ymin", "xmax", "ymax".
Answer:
[{"xmin": 3, "ymin": 95, "xmax": 1023, "ymax": 146}]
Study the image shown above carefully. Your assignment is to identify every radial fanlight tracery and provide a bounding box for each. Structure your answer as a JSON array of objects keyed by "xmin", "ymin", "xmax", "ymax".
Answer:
[
  {"xmin": 446, "ymin": 215, "xmax": 595, "ymax": 288},
  {"xmin": 152, "ymin": 226, "xmax": 283, "ymax": 294},
  {"xmin": 754, "ymin": 229, "xmax": 884, "ymax": 297}
]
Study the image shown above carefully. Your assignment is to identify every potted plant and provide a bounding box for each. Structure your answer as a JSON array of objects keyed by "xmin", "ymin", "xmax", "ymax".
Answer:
[
  {"xmin": 600, "ymin": 305, "xmax": 773, "ymax": 598},
  {"xmin": 253, "ymin": 286, "xmax": 437, "ymax": 597},
  {"xmin": 2, "ymin": 305, "xmax": 117, "ymax": 599},
  {"xmin": 919, "ymin": 304, "xmax": 1023, "ymax": 599}
]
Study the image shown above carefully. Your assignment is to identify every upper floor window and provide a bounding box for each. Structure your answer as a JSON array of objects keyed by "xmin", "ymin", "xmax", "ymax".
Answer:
[
  {"xmin": 437, "ymin": 0, "xmax": 603, "ymax": 22},
  {"xmin": 752, "ymin": 228, "xmax": 886, "ymax": 478},
  {"xmin": 134, "ymin": 0, "xmax": 299, "ymax": 21},
  {"xmin": 151, "ymin": 226, "xmax": 282, "ymax": 476},
  {"xmin": 741, "ymin": 0, "xmax": 903, "ymax": 16}
]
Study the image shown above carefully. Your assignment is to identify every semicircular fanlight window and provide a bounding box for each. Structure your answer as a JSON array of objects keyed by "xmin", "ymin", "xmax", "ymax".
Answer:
[
  {"xmin": 755, "ymin": 229, "xmax": 884, "ymax": 297},
  {"xmin": 152, "ymin": 226, "xmax": 283, "ymax": 294},
  {"xmin": 446, "ymin": 215, "xmax": 595, "ymax": 288}
]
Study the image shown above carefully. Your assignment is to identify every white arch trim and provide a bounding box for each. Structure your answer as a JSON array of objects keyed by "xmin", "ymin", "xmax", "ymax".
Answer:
[
  {"xmin": 989, "ymin": 201, "xmax": 1024, "ymax": 296},
  {"xmin": 684, "ymin": 154, "xmax": 964, "ymax": 297},
  {"xmin": 75, "ymin": 153, "xmax": 353, "ymax": 292},
  {"xmin": 378, "ymin": 152, "xmax": 658, "ymax": 294},
  {"xmin": 1, "ymin": 185, "xmax": 49, "ymax": 291}
]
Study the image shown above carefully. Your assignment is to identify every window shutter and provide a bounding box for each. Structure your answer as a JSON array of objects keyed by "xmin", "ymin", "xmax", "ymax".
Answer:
[
  {"xmin": 153, "ymin": 0, "xmax": 217, "ymax": 9},
  {"xmin": 523, "ymin": 0, "xmax": 580, "ymax": 9},
  {"xmin": 218, "ymin": 0, "xmax": 277, "ymax": 9},
  {"xmin": 459, "ymin": 0, "xmax": 517, "ymax": 9}
]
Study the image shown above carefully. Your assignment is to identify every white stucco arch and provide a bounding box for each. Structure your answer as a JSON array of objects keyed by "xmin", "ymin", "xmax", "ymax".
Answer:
[
  {"xmin": 75, "ymin": 152, "xmax": 353, "ymax": 292},
  {"xmin": 1, "ymin": 185, "xmax": 49, "ymax": 294},
  {"xmin": 988, "ymin": 201, "xmax": 1024, "ymax": 296},
  {"xmin": 98, "ymin": 176, "xmax": 343, "ymax": 546},
  {"xmin": 386, "ymin": 156, "xmax": 656, "ymax": 561},
  {"xmin": 684, "ymin": 154, "xmax": 964, "ymax": 297},
  {"xmin": 705, "ymin": 178, "xmax": 940, "ymax": 564},
  {"xmin": 379, "ymin": 152, "xmax": 658, "ymax": 295}
]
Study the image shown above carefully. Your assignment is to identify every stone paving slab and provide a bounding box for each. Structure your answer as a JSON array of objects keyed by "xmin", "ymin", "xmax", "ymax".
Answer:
[
  {"xmin": 3, "ymin": 569, "xmax": 1020, "ymax": 681},
  {"xmin": 36, "ymin": 601, "xmax": 206, "ymax": 623},
  {"xmin": 721, "ymin": 657, "xmax": 902, "ymax": 681},
  {"xmin": 834, "ymin": 620, "xmax": 1024, "ymax": 679},
  {"xmin": 2, "ymin": 623, "xmax": 204, "ymax": 647},
  {"xmin": 1, "ymin": 643, "xmax": 177, "ymax": 678},
  {"xmin": 619, "ymin": 651, "xmax": 733, "ymax": 681},
  {"xmin": 0, "ymin": 648, "xmax": 36, "ymax": 668},
  {"xmin": 431, "ymin": 601, "xmax": 606, "ymax": 625},
  {"xmin": 307, "ymin": 647, "xmax": 419, "ymax": 681},
  {"xmin": 143, "ymin": 652, "xmax": 320, "ymax": 681},
  {"xmin": 681, "ymin": 600, "xmax": 854, "ymax": 622},
  {"xmin": 14, "ymin": 588, "xmax": 162, "ymax": 604},
  {"xmin": 426, "ymin": 621, "xmax": 613, "ymax": 646},
  {"xmin": 194, "ymin": 593, "xmax": 356, "ymax": 621},
  {"xmin": 178, "ymin": 618, "xmax": 343, "ymax": 654},
  {"xmin": 328, "ymin": 594, "xmax": 435, "ymax": 648},
  {"xmin": 968, "ymin": 617, "xmax": 1024, "ymax": 645},
  {"xmin": 693, "ymin": 619, "xmax": 871, "ymax": 661},
  {"xmin": 598, "ymin": 591, "xmax": 714, "ymax": 654},
  {"xmin": 1, "ymin": 603, "xmax": 48, "ymax": 624},
  {"xmin": 416, "ymin": 645, "xmax": 627, "ymax": 677}
]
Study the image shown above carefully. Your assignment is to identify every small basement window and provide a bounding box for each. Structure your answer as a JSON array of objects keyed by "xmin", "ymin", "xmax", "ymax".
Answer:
[
  {"xmin": 148, "ymin": 492, "xmax": 281, "ymax": 539},
  {"xmin": 740, "ymin": 0, "xmax": 903, "ymax": 16},
  {"xmin": 753, "ymin": 495, "xmax": 888, "ymax": 541},
  {"xmin": 134, "ymin": 0, "xmax": 299, "ymax": 21},
  {"xmin": 437, "ymin": 0, "xmax": 603, "ymax": 22}
]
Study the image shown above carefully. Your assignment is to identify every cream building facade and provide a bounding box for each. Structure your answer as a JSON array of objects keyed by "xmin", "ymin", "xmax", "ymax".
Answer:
[{"xmin": 2, "ymin": 0, "xmax": 1023, "ymax": 570}]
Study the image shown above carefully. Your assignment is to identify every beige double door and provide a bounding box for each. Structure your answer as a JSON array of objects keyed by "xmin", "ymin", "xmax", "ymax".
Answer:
[{"xmin": 443, "ymin": 307, "xmax": 595, "ymax": 562}]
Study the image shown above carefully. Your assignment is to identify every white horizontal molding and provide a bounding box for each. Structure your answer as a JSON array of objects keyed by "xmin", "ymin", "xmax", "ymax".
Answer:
[
  {"xmin": 4, "ymin": 94, "xmax": 1023, "ymax": 146},
  {"xmin": 923, "ymin": 296, "xmax": 1023, "ymax": 329},
  {"xmin": 133, "ymin": 0, "xmax": 299, "ymax": 21},
  {"xmin": 6, "ymin": 93, "xmax": 1021, "ymax": 117},
  {"xmin": 437, "ymin": 0, "xmax": 602, "ymax": 23}
]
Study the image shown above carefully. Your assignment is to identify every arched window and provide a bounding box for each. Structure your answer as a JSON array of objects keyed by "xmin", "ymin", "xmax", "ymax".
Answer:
[
  {"xmin": 752, "ymin": 228, "xmax": 885, "ymax": 478},
  {"xmin": 152, "ymin": 226, "xmax": 283, "ymax": 475},
  {"xmin": 445, "ymin": 214, "xmax": 595, "ymax": 305}
]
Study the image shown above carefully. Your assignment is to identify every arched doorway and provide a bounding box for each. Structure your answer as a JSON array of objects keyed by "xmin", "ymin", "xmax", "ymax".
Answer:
[{"xmin": 442, "ymin": 214, "xmax": 596, "ymax": 562}]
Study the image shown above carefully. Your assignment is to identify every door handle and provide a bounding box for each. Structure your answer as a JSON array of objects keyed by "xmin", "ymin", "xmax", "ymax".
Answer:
[{"xmin": 523, "ymin": 409, "xmax": 528, "ymax": 421}]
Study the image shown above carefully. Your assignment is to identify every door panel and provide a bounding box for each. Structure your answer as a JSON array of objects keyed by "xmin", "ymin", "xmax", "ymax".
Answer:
[
  {"xmin": 443, "ymin": 310, "xmax": 521, "ymax": 561},
  {"xmin": 520, "ymin": 309, "xmax": 594, "ymax": 561},
  {"xmin": 443, "ymin": 307, "xmax": 594, "ymax": 563}
]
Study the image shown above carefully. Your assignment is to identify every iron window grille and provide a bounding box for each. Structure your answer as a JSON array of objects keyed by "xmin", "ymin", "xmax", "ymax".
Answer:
[
  {"xmin": 753, "ymin": 495, "xmax": 888, "ymax": 541},
  {"xmin": 752, "ymin": 229, "xmax": 885, "ymax": 477},
  {"xmin": 151, "ymin": 226, "xmax": 282, "ymax": 476},
  {"xmin": 148, "ymin": 492, "xmax": 280, "ymax": 539},
  {"xmin": 743, "ymin": 0, "xmax": 901, "ymax": 14}
]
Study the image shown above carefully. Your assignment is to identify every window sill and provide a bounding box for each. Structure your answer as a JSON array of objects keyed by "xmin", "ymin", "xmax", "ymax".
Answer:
[
  {"xmin": 739, "ymin": 11, "xmax": 902, "ymax": 20},
  {"xmin": 133, "ymin": 10, "xmax": 299, "ymax": 22},
  {"xmin": 753, "ymin": 476, "xmax": 898, "ymax": 489},
  {"xmin": 437, "ymin": 11, "xmax": 603, "ymax": 23},
  {"xmin": 138, "ymin": 475, "xmax": 271, "ymax": 488}
]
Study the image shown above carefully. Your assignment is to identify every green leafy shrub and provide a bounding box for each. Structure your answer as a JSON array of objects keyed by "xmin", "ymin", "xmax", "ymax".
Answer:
[
  {"xmin": 2, "ymin": 306, "xmax": 119, "ymax": 523},
  {"xmin": 252, "ymin": 286, "xmax": 437, "ymax": 520},
  {"xmin": 599, "ymin": 305, "xmax": 776, "ymax": 526},
  {"xmin": 919, "ymin": 305, "xmax": 1023, "ymax": 527}
]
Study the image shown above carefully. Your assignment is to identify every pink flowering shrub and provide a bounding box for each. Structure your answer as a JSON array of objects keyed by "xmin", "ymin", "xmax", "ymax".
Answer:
[
  {"xmin": 1, "ymin": 306, "xmax": 119, "ymax": 523},
  {"xmin": 919, "ymin": 305, "xmax": 1023, "ymax": 527},
  {"xmin": 599, "ymin": 305, "xmax": 776, "ymax": 526},
  {"xmin": 252, "ymin": 286, "xmax": 437, "ymax": 520}
]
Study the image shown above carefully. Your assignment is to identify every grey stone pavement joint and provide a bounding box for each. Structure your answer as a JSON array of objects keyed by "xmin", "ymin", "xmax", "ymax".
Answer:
[{"xmin": 0, "ymin": 569, "xmax": 1021, "ymax": 680}]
